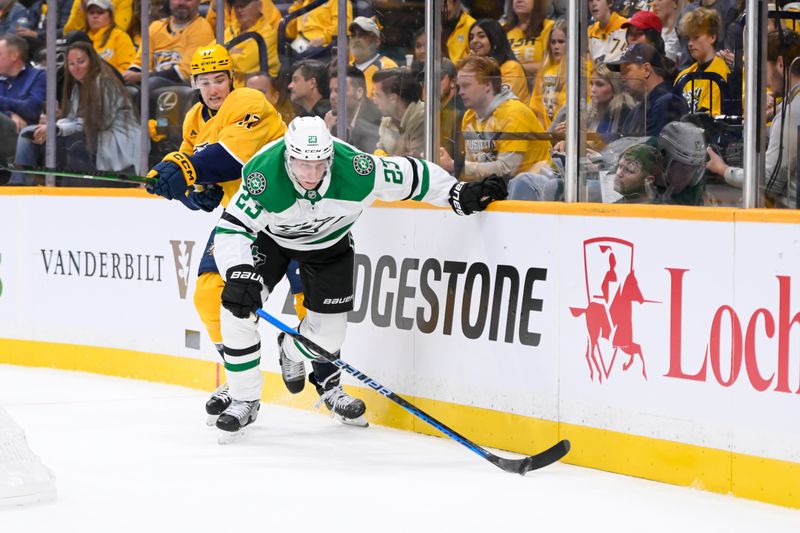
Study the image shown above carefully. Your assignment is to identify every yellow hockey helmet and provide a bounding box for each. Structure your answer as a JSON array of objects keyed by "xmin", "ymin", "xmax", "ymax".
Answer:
[{"xmin": 190, "ymin": 44, "xmax": 233, "ymax": 79}]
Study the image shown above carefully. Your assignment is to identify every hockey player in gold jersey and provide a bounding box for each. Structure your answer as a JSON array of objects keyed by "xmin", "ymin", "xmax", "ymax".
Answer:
[{"xmin": 145, "ymin": 44, "xmax": 302, "ymax": 421}]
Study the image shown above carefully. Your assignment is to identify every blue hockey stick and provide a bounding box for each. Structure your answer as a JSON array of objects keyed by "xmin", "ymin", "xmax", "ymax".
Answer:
[{"xmin": 256, "ymin": 308, "xmax": 570, "ymax": 475}]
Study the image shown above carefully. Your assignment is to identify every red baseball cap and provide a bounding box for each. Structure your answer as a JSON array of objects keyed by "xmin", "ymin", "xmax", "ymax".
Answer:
[{"xmin": 622, "ymin": 11, "xmax": 663, "ymax": 33}]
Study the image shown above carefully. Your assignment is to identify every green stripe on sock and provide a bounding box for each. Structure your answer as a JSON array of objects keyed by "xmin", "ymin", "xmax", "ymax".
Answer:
[
  {"xmin": 224, "ymin": 358, "xmax": 261, "ymax": 372},
  {"xmin": 293, "ymin": 339, "xmax": 317, "ymax": 360}
]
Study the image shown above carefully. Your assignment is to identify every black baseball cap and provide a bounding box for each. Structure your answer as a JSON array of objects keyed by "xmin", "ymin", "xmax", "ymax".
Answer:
[{"xmin": 606, "ymin": 43, "xmax": 665, "ymax": 72}]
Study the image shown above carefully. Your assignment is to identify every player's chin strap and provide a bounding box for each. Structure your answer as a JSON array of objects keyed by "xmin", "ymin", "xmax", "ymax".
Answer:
[
  {"xmin": 0, "ymin": 165, "xmax": 153, "ymax": 185},
  {"xmin": 253, "ymin": 308, "xmax": 571, "ymax": 475}
]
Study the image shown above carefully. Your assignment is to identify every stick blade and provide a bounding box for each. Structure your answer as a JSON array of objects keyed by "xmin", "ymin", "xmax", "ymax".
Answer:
[{"xmin": 494, "ymin": 439, "xmax": 571, "ymax": 475}]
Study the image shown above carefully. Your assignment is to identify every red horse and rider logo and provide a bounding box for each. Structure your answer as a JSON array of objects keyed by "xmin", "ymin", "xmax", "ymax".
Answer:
[{"xmin": 570, "ymin": 237, "xmax": 658, "ymax": 383}]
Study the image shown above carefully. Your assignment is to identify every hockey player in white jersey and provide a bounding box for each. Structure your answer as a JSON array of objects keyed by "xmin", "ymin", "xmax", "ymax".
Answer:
[{"xmin": 212, "ymin": 116, "xmax": 507, "ymax": 433}]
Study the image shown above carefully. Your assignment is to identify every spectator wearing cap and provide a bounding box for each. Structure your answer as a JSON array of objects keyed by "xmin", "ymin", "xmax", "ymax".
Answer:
[
  {"xmin": 122, "ymin": 0, "xmax": 214, "ymax": 87},
  {"xmin": 442, "ymin": 0, "xmax": 476, "ymax": 63},
  {"xmin": 612, "ymin": 143, "xmax": 662, "ymax": 203},
  {"xmin": 349, "ymin": 16, "xmax": 397, "ymax": 100},
  {"xmin": 588, "ymin": 0, "xmax": 628, "ymax": 63},
  {"xmin": 0, "ymin": 34, "xmax": 45, "ymax": 166},
  {"xmin": 372, "ymin": 67, "xmax": 425, "ymax": 157},
  {"xmin": 0, "ymin": 0, "xmax": 29, "ymax": 35},
  {"xmin": 85, "ymin": 0, "xmax": 135, "ymax": 73},
  {"xmin": 608, "ymin": 43, "xmax": 688, "ymax": 136},
  {"xmin": 651, "ymin": 0, "xmax": 682, "ymax": 62},
  {"xmin": 224, "ymin": 0, "xmax": 280, "ymax": 83},
  {"xmin": 324, "ymin": 65, "xmax": 381, "ymax": 153},
  {"xmin": 285, "ymin": 0, "xmax": 352, "ymax": 51},
  {"xmin": 288, "ymin": 59, "xmax": 330, "ymax": 118},
  {"xmin": 64, "ymin": 0, "xmax": 132, "ymax": 34},
  {"xmin": 623, "ymin": 10, "xmax": 667, "ymax": 54},
  {"xmin": 674, "ymin": 7, "xmax": 729, "ymax": 115}
]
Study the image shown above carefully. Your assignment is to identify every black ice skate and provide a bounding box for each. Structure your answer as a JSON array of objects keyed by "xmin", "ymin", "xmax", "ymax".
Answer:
[
  {"xmin": 277, "ymin": 332, "xmax": 305, "ymax": 394},
  {"xmin": 312, "ymin": 372, "xmax": 368, "ymax": 427},
  {"xmin": 205, "ymin": 382, "xmax": 231, "ymax": 426},
  {"xmin": 216, "ymin": 399, "xmax": 260, "ymax": 444}
]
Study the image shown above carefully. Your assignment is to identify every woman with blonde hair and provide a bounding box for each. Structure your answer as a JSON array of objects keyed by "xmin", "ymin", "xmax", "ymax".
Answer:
[
  {"xmin": 529, "ymin": 17, "xmax": 566, "ymax": 129},
  {"xmin": 587, "ymin": 63, "xmax": 637, "ymax": 142}
]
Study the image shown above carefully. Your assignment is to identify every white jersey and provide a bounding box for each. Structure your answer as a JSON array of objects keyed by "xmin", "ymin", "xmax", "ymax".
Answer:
[{"xmin": 214, "ymin": 138, "xmax": 457, "ymax": 276}]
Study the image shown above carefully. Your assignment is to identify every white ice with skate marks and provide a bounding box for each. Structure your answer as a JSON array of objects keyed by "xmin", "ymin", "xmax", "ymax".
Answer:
[{"xmin": 1, "ymin": 365, "xmax": 798, "ymax": 533}]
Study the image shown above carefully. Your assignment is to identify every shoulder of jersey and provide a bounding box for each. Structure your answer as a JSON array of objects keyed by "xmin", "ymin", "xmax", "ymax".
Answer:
[{"xmin": 218, "ymin": 87, "xmax": 271, "ymax": 114}]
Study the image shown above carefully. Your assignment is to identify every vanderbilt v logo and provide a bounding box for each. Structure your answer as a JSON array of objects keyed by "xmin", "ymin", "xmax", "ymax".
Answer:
[{"xmin": 169, "ymin": 240, "xmax": 196, "ymax": 299}]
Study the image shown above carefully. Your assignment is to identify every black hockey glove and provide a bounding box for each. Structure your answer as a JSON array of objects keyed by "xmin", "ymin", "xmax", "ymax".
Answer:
[
  {"xmin": 448, "ymin": 175, "xmax": 508, "ymax": 216},
  {"xmin": 222, "ymin": 265, "xmax": 264, "ymax": 319},
  {"xmin": 187, "ymin": 185, "xmax": 224, "ymax": 212}
]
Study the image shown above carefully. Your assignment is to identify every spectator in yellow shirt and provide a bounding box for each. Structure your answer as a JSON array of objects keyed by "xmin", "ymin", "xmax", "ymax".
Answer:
[
  {"xmin": 529, "ymin": 17, "xmax": 566, "ymax": 129},
  {"xmin": 468, "ymin": 18, "xmax": 530, "ymax": 104},
  {"xmin": 206, "ymin": 0, "xmax": 281, "ymax": 33},
  {"xmin": 348, "ymin": 16, "xmax": 397, "ymax": 99},
  {"xmin": 503, "ymin": 0, "xmax": 554, "ymax": 79},
  {"xmin": 224, "ymin": 0, "xmax": 279, "ymax": 82},
  {"xmin": 440, "ymin": 55, "xmax": 549, "ymax": 182},
  {"xmin": 442, "ymin": 0, "xmax": 475, "ymax": 63},
  {"xmin": 122, "ymin": 0, "xmax": 214, "ymax": 88},
  {"xmin": 85, "ymin": 0, "xmax": 135, "ymax": 73},
  {"xmin": 65, "ymin": 0, "xmax": 132, "ymax": 33},
  {"xmin": 588, "ymin": 0, "xmax": 628, "ymax": 63},
  {"xmin": 286, "ymin": 0, "xmax": 352, "ymax": 53},
  {"xmin": 675, "ymin": 7, "xmax": 729, "ymax": 115}
]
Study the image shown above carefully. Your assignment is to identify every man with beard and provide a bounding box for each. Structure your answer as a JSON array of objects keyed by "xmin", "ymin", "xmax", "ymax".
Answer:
[
  {"xmin": 123, "ymin": 0, "xmax": 213, "ymax": 88},
  {"xmin": 348, "ymin": 16, "xmax": 396, "ymax": 99}
]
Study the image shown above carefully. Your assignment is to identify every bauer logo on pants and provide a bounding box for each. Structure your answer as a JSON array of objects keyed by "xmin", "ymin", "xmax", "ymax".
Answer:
[
  {"xmin": 569, "ymin": 237, "xmax": 658, "ymax": 384},
  {"xmin": 169, "ymin": 240, "xmax": 196, "ymax": 299}
]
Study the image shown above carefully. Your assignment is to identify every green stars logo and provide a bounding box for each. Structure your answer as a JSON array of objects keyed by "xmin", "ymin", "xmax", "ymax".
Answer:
[
  {"xmin": 353, "ymin": 154, "xmax": 374, "ymax": 176},
  {"xmin": 245, "ymin": 172, "xmax": 267, "ymax": 195}
]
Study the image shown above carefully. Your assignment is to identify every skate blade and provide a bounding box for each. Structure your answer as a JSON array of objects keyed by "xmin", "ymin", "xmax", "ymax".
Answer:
[
  {"xmin": 206, "ymin": 414, "xmax": 219, "ymax": 427},
  {"xmin": 337, "ymin": 414, "xmax": 369, "ymax": 428},
  {"xmin": 217, "ymin": 428, "xmax": 247, "ymax": 445}
]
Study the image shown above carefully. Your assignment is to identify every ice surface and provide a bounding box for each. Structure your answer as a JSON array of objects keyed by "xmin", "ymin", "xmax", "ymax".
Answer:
[{"xmin": 0, "ymin": 364, "xmax": 797, "ymax": 532}]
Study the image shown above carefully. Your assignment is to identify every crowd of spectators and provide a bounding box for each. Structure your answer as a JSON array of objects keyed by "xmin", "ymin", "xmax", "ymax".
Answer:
[{"xmin": 0, "ymin": 0, "xmax": 797, "ymax": 208}]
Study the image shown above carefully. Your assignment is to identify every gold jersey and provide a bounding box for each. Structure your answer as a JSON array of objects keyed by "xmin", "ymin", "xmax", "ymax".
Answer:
[
  {"xmin": 675, "ymin": 56, "xmax": 731, "ymax": 116},
  {"xmin": 181, "ymin": 88, "xmax": 287, "ymax": 206},
  {"xmin": 462, "ymin": 97, "xmax": 551, "ymax": 177},
  {"xmin": 89, "ymin": 27, "xmax": 136, "ymax": 72},
  {"xmin": 131, "ymin": 16, "xmax": 215, "ymax": 80}
]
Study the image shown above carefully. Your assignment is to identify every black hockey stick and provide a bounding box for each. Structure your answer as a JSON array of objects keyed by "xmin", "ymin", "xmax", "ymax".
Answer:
[
  {"xmin": 1, "ymin": 165, "xmax": 153, "ymax": 185},
  {"xmin": 255, "ymin": 308, "xmax": 571, "ymax": 475}
]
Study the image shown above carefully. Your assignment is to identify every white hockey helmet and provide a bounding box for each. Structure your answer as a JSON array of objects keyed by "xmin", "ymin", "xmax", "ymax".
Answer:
[{"xmin": 284, "ymin": 116, "xmax": 334, "ymax": 188}]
